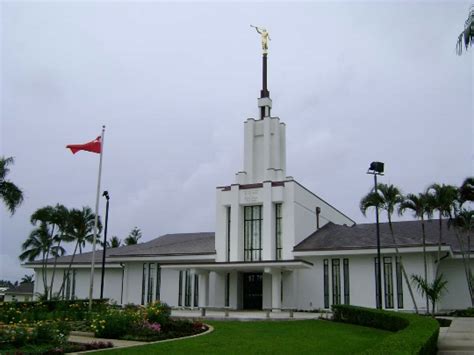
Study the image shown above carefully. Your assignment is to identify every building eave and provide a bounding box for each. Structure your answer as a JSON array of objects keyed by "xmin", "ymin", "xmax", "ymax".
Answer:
[{"xmin": 293, "ymin": 245, "xmax": 453, "ymax": 257}]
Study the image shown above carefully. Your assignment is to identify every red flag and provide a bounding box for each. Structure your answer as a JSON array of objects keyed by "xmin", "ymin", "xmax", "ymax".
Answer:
[{"xmin": 66, "ymin": 136, "xmax": 101, "ymax": 154}]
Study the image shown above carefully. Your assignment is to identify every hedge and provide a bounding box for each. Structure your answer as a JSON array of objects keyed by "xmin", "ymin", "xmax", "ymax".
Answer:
[{"xmin": 332, "ymin": 305, "xmax": 439, "ymax": 355}]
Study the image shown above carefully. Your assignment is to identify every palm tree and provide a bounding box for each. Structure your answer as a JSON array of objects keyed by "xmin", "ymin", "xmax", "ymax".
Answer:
[
  {"xmin": 107, "ymin": 236, "xmax": 122, "ymax": 248},
  {"xmin": 426, "ymin": 184, "xmax": 458, "ymax": 274},
  {"xmin": 19, "ymin": 223, "xmax": 63, "ymax": 298},
  {"xmin": 460, "ymin": 177, "xmax": 474, "ymax": 204},
  {"xmin": 58, "ymin": 207, "xmax": 101, "ymax": 296},
  {"xmin": 399, "ymin": 192, "xmax": 434, "ymax": 313},
  {"xmin": 360, "ymin": 183, "xmax": 418, "ymax": 313},
  {"xmin": 456, "ymin": 5, "xmax": 474, "ymax": 55},
  {"xmin": 48, "ymin": 205, "xmax": 72, "ymax": 298},
  {"xmin": 20, "ymin": 274, "xmax": 34, "ymax": 284},
  {"xmin": 0, "ymin": 156, "xmax": 23, "ymax": 214},
  {"xmin": 124, "ymin": 227, "xmax": 142, "ymax": 246},
  {"xmin": 451, "ymin": 209, "xmax": 474, "ymax": 306},
  {"xmin": 411, "ymin": 274, "xmax": 448, "ymax": 316}
]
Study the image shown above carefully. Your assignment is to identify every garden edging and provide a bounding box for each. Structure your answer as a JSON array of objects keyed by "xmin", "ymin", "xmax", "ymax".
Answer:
[{"xmin": 68, "ymin": 324, "xmax": 214, "ymax": 354}]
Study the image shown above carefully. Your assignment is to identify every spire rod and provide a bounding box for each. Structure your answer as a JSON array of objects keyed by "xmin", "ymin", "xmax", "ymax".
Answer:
[{"xmin": 251, "ymin": 25, "xmax": 272, "ymax": 119}]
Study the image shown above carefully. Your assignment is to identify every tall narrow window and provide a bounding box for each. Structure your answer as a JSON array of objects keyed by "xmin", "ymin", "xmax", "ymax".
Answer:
[
  {"xmin": 148, "ymin": 263, "xmax": 155, "ymax": 304},
  {"xmin": 332, "ymin": 259, "xmax": 341, "ymax": 305},
  {"xmin": 383, "ymin": 257, "xmax": 394, "ymax": 309},
  {"xmin": 275, "ymin": 203, "xmax": 282, "ymax": 260},
  {"xmin": 244, "ymin": 206, "xmax": 262, "ymax": 261},
  {"xmin": 178, "ymin": 270, "xmax": 183, "ymax": 306},
  {"xmin": 323, "ymin": 259, "xmax": 329, "ymax": 308},
  {"xmin": 396, "ymin": 257, "xmax": 404, "ymax": 309},
  {"xmin": 225, "ymin": 273, "xmax": 230, "ymax": 307},
  {"xmin": 155, "ymin": 264, "xmax": 161, "ymax": 301},
  {"xmin": 141, "ymin": 263, "xmax": 148, "ymax": 305},
  {"xmin": 193, "ymin": 274, "xmax": 199, "ymax": 307},
  {"xmin": 226, "ymin": 207, "xmax": 231, "ymax": 262},
  {"xmin": 374, "ymin": 257, "xmax": 381, "ymax": 309},
  {"xmin": 185, "ymin": 270, "xmax": 191, "ymax": 307},
  {"xmin": 343, "ymin": 258, "xmax": 350, "ymax": 305}
]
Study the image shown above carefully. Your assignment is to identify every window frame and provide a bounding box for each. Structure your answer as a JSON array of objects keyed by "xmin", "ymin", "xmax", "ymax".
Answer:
[{"xmin": 244, "ymin": 205, "xmax": 263, "ymax": 261}]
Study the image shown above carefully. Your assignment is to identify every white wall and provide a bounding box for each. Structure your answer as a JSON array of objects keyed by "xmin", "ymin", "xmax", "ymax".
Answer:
[{"xmin": 438, "ymin": 258, "xmax": 473, "ymax": 310}]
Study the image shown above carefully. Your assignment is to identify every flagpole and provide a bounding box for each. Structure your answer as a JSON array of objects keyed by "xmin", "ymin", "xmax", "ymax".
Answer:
[{"xmin": 88, "ymin": 125, "xmax": 105, "ymax": 311}]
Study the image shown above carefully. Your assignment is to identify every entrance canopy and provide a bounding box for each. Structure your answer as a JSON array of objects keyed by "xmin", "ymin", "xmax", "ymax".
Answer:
[{"xmin": 160, "ymin": 259, "xmax": 312, "ymax": 272}]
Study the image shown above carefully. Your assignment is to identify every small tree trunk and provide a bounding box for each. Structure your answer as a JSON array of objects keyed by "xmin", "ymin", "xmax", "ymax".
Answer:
[
  {"xmin": 58, "ymin": 241, "xmax": 79, "ymax": 297},
  {"xmin": 454, "ymin": 229, "xmax": 474, "ymax": 306},
  {"xmin": 436, "ymin": 213, "xmax": 442, "ymax": 276},
  {"xmin": 421, "ymin": 217, "xmax": 429, "ymax": 314},
  {"xmin": 388, "ymin": 217, "xmax": 418, "ymax": 313}
]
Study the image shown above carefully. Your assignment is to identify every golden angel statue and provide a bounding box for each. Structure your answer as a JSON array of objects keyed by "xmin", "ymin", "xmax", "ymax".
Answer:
[{"xmin": 251, "ymin": 25, "xmax": 271, "ymax": 54}]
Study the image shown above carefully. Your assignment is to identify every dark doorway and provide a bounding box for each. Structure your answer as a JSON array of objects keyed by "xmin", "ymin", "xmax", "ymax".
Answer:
[{"xmin": 243, "ymin": 273, "xmax": 263, "ymax": 310}]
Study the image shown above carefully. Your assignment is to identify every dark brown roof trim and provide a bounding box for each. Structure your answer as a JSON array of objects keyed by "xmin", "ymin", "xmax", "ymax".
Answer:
[
  {"xmin": 108, "ymin": 252, "xmax": 216, "ymax": 258},
  {"xmin": 218, "ymin": 181, "xmax": 285, "ymax": 191},
  {"xmin": 293, "ymin": 242, "xmax": 442, "ymax": 252},
  {"xmin": 159, "ymin": 259, "xmax": 313, "ymax": 266}
]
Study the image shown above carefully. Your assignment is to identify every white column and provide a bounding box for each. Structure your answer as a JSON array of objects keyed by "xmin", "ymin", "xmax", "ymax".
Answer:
[
  {"xmin": 271, "ymin": 270, "xmax": 282, "ymax": 311},
  {"xmin": 198, "ymin": 271, "xmax": 209, "ymax": 308},
  {"xmin": 230, "ymin": 185, "xmax": 242, "ymax": 261},
  {"xmin": 280, "ymin": 123, "xmax": 286, "ymax": 175},
  {"xmin": 273, "ymin": 118, "xmax": 281, "ymax": 171},
  {"xmin": 263, "ymin": 117, "xmax": 272, "ymax": 180},
  {"xmin": 243, "ymin": 119, "xmax": 255, "ymax": 183},
  {"xmin": 262, "ymin": 182, "xmax": 274, "ymax": 260}
]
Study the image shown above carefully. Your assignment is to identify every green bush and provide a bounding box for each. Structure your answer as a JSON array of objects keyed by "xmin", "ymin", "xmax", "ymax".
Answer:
[
  {"xmin": 91, "ymin": 308, "xmax": 142, "ymax": 339},
  {"xmin": 332, "ymin": 305, "xmax": 439, "ymax": 355},
  {"xmin": 451, "ymin": 307, "xmax": 474, "ymax": 317},
  {"xmin": 0, "ymin": 320, "xmax": 70, "ymax": 350},
  {"xmin": 0, "ymin": 299, "xmax": 109, "ymax": 323},
  {"xmin": 145, "ymin": 301, "xmax": 171, "ymax": 325}
]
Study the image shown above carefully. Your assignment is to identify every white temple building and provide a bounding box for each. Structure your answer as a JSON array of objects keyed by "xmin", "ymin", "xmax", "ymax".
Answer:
[{"xmin": 25, "ymin": 47, "xmax": 473, "ymax": 313}]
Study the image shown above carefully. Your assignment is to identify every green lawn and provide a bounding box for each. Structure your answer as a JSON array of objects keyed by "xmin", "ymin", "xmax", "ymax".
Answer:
[{"xmin": 97, "ymin": 320, "xmax": 391, "ymax": 354}]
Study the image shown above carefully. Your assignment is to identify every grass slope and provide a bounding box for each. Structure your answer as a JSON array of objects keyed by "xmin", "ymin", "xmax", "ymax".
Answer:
[{"xmin": 97, "ymin": 320, "xmax": 390, "ymax": 354}]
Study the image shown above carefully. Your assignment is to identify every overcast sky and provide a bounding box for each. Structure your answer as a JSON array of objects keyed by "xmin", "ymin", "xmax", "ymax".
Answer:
[{"xmin": 1, "ymin": 1, "xmax": 472, "ymax": 281}]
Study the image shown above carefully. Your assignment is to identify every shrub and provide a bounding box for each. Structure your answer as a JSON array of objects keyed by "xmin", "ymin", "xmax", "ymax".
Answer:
[
  {"xmin": 332, "ymin": 305, "xmax": 439, "ymax": 355},
  {"xmin": 145, "ymin": 301, "xmax": 171, "ymax": 325},
  {"xmin": 91, "ymin": 308, "xmax": 141, "ymax": 339},
  {"xmin": 451, "ymin": 308, "xmax": 474, "ymax": 317}
]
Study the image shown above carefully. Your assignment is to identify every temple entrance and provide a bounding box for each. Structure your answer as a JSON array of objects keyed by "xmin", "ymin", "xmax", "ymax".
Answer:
[{"xmin": 243, "ymin": 273, "xmax": 263, "ymax": 310}]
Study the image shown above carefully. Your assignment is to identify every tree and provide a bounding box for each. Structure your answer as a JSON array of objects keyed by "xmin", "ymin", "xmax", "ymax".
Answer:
[
  {"xmin": 58, "ymin": 207, "xmax": 101, "ymax": 296},
  {"xmin": 451, "ymin": 208, "xmax": 474, "ymax": 306},
  {"xmin": 411, "ymin": 274, "xmax": 448, "ymax": 316},
  {"xmin": 21, "ymin": 274, "xmax": 34, "ymax": 284},
  {"xmin": 460, "ymin": 177, "xmax": 474, "ymax": 204},
  {"xmin": 30, "ymin": 204, "xmax": 70, "ymax": 298},
  {"xmin": 399, "ymin": 192, "xmax": 434, "ymax": 313},
  {"xmin": 0, "ymin": 156, "xmax": 23, "ymax": 215},
  {"xmin": 19, "ymin": 222, "xmax": 63, "ymax": 299},
  {"xmin": 124, "ymin": 227, "xmax": 142, "ymax": 246},
  {"xmin": 360, "ymin": 183, "xmax": 418, "ymax": 313},
  {"xmin": 456, "ymin": 5, "xmax": 474, "ymax": 55},
  {"xmin": 107, "ymin": 236, "xmax": 122, "ymax": 248},
  {"xmin": 426, "ymin": 184, "xmax": 458, "ymax": 274}
]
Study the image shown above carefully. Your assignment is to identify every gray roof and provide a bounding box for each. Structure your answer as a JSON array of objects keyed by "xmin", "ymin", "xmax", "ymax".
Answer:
[
  {"xmin": 294, "ymin": 220, "xmax": 471, "ymax": 253},
  {"xmin": 109, "ymin": 232, "xmax": 215, "ymax": 257},
  {"xmin": 25, "ymin": 232, "xmax": 215, "ymax": 265},
  {"xmin": 6, "ymin": 282, "xmax": 34, "ymax": 295}
]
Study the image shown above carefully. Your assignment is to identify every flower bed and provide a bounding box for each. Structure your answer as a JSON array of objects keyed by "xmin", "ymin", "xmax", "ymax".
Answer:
[
  {"xmin": 91, "ymin": 301, "xmax": 207, "ymax": 342},
  {"xmin": 0, "ymin": 319, "xmax": 71, "ymax": 353}
]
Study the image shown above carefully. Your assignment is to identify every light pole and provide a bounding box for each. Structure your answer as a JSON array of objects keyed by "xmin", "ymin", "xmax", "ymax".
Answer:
[
  {"xmin": 367, "ymin": 161, "xmax": 384, "ymax": 309},
  {"xmin": 100, "ymin": 190, "xmax": 110, "ymax": 299}
]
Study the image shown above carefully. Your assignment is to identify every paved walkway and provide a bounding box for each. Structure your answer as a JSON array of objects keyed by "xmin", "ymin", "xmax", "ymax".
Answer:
[
  {"xmin": 68, "ymin": 332, "xmax": 146, "ymax": 353},
  {"xmin": 438, "ymin": 317, "xmax": 474, "ymax": 354},
  {"xmin": 171, "ymin": 309, "xmax": 324, "ymax": 321}
]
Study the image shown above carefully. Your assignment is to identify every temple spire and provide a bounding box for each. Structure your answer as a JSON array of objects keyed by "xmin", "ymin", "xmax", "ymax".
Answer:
[{"xmin": 251, "ymin": 25, "xmax": 272, "ymax": 119}]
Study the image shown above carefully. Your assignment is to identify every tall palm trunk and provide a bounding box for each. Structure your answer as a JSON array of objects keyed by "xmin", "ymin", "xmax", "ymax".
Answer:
[
  {"xmin": 388, "ymin": 217, "xmax": 418, "ymax": 313},
  {"xmin": 436, "ymin": 212, "xmax": 442, "ymax": 276},
  {"xmin": 454, "ymin": 229, "xmax": 474, "ymax": 306},
  {"xmin": 58, "ymin": 241, "xmax": 79, "ymax": 297},
  {"xmin": 41, "ymin": 251, "xmax": 48, "ymax": 298},
  {"xmin": 49, "ymin": 238, "xmax": 62, "ymax": 299},
  {"xmin": 421, "ymin": 216, "xmax": 429, "ymax": 314}
]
